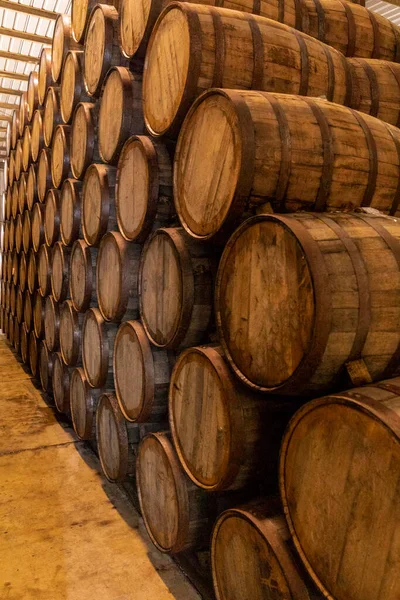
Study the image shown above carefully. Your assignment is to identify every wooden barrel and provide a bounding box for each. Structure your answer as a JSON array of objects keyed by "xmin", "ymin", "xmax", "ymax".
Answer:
[
  {"xmin": 29, "ymin": 330, "xmax": 39, "ymax": 376},
  {"xmin": 24, "ymin": 291, "xmax": 33, "ymax": 331},
  {"xmin": 31, "ymin": 109, "xmax": 44, "ymax": 163},
  {"xmin": 11, "ymin": 181, "xmax": 19, "ymax": 219},
  {"xmin": 11, "ymin": 251, "xmax": 19, "ymax": 286},
  {"xmin": 96, "ymin": 392, "xmax": 140, "ymax": 481},
  {"xmin": 27, "ymin": 249, "xmax": 37, "ymax": 294},
  {"xmin": 20, "ymin": 323, "xmax": 29, "ymax": 364},
  {"xmin": 137, "ymin": 431, "xmax": 213, "ymax": 552},
  {"xmin": 6, "ymin": 187, "xmax": 12, "ymax": 220},
  {"xmin": 14, "ymin": 140, "xmax": 22, "ymax": 182},
  {"xmin": 32, "ymin": 202, "xmax": 45, "ymax": 252},
  {"xmin": 280, "ymin": 378, "xmax": 400, "ymax": 600},
  {"xmin": 98, "ymin": 66, "xmax": 144, "ymax": 164},
  {"xmin": 37, "ymin": 244, "xmax": 52, "ymax": 297},
  {"xmin": 114, "ymin": 320, "xmax": 174, "ymax": 422},
  {"xmin": 71, "ymin": 102, "xmax": 100, "ymax": 179},
  {"xmin": 18, "ymin": 92, "xmax": 28, "ymax": 137},
  {"xmin": 59, "ymin": 299, "xmax": 83, "ymax": 365},
  {"xmin": 143, "ymin": 4, "xmax": 356, "ymax": 138},
  {"xmin": 97, "ymin": 231, "xmax": 140, "ymax": 322},
  {"xmin": 11, "ymin": 110, "xmax": 19, "ymax": 150},
  {"xmin": 51, "ymin": 125, "xmax": 71, "ymax": 188},
  {"xmin": 44, "ymin": 295, "xmax": 59, "ymax": 351},
  {"xmin": 212, "ymin": 504, "xmax": 320, "ymax": 600},
  {"xmin": 70, "ymin": 367, "xmax": 102, "ymax": 440},
  {"xmin": 27, "ymin": 70, "xmax": 39, "ymax": 122},
  {"xmin": 51, "ymin": 242, "xmax": 71, "ymax": 302},
  {"xmin": 4, "ymin": 220, "xmax": 9, "ymax": 252},
  {"xmin": 7, "ymin": 249, "xmax": 13, "ymax": 280},
  {"xmin": 70, "ymin": 240, "xmax": 97, "ymax": 312},
  {"xmin": 216, "ymin": 212, "xmax": 400, "ymax": 394},
  {"xmin": 8, "ymin": 151, "xmax": 15, "ymax": 187},
  {"xmin": 44, "ymin": 188, "xmax": 60, "ymax": 246},
  {"xmin": 10, "ymin": 284, "xmax": 16, "ymax": 317},
  {"xmin": 52, "ymin": 352, "xmax": 71, "ymax": 413},
  {"xmin": 175, "ymin": 91, "xmax": 400, "ymax": 240},
  {"xmin": 82, "ymin": 163, "xmax": 117, "ymax": 246},
  {"xmin": 43, "ymin": 87, "xmax": 62, "ymax": 147},
  {"xmin": 16, "ymin": 287, "xmax": 24, "ymax": 324},
  {"xmin": 84, "ymin": 4, "xmax": 128, "ymax": 97},
  {"xmin": 27, "ymin": 163, "xmax": 38, "ymax": 209},
  {"xmin": 22, "ymin": 211, "xmax": 31, "ymax": 254},
  {"xmin": 19, "ymin": 251, "xmax": 27, "ymax": 292},
  {"xmin": 38, "ymin": 48, "xmax": 52, "ymax": 106},
  {"xmin": 139, "ymin": 227, "xmax": 215, "ymax": 349},
  {"xmin": 33, "ymin": 291, "xmax": 45, "ymax": 338},
  {"xmin": 18, "ymin": 172, "xmax": 27, "ymax": 216},
  {"xmin": 15, "ymin": 213, "xmax": 23, "ymax": 254},
  {"xmin": 116, "ymin": 135, "xmax": 174, "ymax": 242},
  {"xmin": 39, "ymin": 340, "xmax": 54, "ymax": 393},
  {"xmin": 22, "ymin": 125, "xmax": 31, "ymax": 172},
  {"xmin": 37, "ymin": 148, "xmax": 52, "ymax": 203},
  {"xmin": 72, "ymin": 0, "xmax": 97, "ymax": 42},
  {"xmin": 13, "ymin": 318, "xmax": 20, "ymax": 353},
  {"xmin": 60, "ymin": 50, "xmax": 90, "ymax": 123},
  {"xmin": 60, "ymin": 178, "xmax": 83, "ymax": 245},
  {"xmin": 169, "ymin": 345, "xmax": 293, "ymax": 490},
  {"xmin": 4, "ymin": 282, "xmax": 10, "ymax": 313},
  {"xmin": 82, "ymin": 307, "xmax": 117, "ymax": 387},
  {"xmin": 52, "ymin": 14, "xmax": 81, "ymax": 83}
]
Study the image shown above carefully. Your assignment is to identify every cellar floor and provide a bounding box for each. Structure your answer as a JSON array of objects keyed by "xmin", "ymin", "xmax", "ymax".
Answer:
[{"xmin": 0, "ymin": 335, "xmax": 201, "ymax": 600}]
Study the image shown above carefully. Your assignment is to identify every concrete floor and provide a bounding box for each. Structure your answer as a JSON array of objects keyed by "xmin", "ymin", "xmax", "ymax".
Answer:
[{"xmin": 0, "ymin": 335, "xmax": 201, "ymax": 600}]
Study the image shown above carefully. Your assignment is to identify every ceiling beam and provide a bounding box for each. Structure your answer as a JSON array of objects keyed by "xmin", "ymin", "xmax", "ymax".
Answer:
[
  {"xmin": 0, "ymin": 115, "xmax": 13, "ymax": 122},
  {"xmin": 0, "ymin": 50, "xmax": 38, "ymax": 63},
  {"xmin": 0, "ymin": 26, "xmax": 51, "ymax": 45},
  {"xmin": 0, "ymin": 101, "xmax": 19, "ymax": 110},
  {"xmin": 0, "ymin": 71, "xmax": 28, "ymax": 82},
  {"xmin": 0, "ymin": 87, "xmax": 23, "ymax": 96},
  {"xmin": 0, "ymin": 1, "xmax": 58, "ymax": 20}
]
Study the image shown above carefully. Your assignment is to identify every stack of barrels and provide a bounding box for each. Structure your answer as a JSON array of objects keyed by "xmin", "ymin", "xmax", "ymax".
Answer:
[{"xmin": 1, "ymin": 0, "xmax": 400, "ymax": 598}]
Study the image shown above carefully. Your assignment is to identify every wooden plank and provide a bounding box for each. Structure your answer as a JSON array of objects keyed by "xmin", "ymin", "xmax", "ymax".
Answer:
[
  {"xmin": 0, "ymin": 50, "xmax": 39, "ymax": 63},
  {"xmin": 0, "ymin": 26, "xmax": 51, "ymax": 45},
  {"xmin": 0, "ymin": 0, "xmax": 58, "ymax": 19}
]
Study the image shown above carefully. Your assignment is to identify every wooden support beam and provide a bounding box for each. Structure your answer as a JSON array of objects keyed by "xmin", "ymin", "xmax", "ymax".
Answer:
[
  {"xmin": 0, "ymin": 50, "xmax": 38, "ymax": 63},
  {"xmin": 0, "ymin": 87, "xmax": 22, "ymax": 96},
  {"xmin": 0, "ymin": 71, "xmax": 28, "ymax": 82},
  {"xmin": 0, "ymin": 102, "xmax": 19, "ymax": 110},
  {"xmin": 0, "ymin": 115, "xmax": 12, "ymax": 122},
  {"xmin": 0, "ymin": 1, "xmax": 58, "ymax": 20},
  {"xmin": 0, "ymin": 26, "xmax": 51, "ymax": 45}
]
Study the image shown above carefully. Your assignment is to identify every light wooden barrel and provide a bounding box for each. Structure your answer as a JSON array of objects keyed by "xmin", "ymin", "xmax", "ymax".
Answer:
[
  {"xmin": 52, "ymin": 352, "xmax": 71, "ymax": 413},
  {"xmin": 44, "ymin": 295, "xmax": 59, "ymax": 351},
  {"xmin": 169, "ymin": 345, "xmax": 293, "ymax": 490},
  {"xmin": 137, "ymin": 431, "xmax": 213, "ymax": 553},
  {"xmin": 98, "ymin": 66, "xmax": 144, "ymax": 164},
  {"xmin": 20, "ymin": 323, "xmax": 29, "ymax": 364},
  {"xmin": 14, "ymin": 140, "xmax": 22, "ymax": 182},
  {"xmin": 349, "ymin": 58, "xmax": 400, "ymax": 126},
  {"xmin": 11, "ymin": 251, "xmax": 19, "ymax": 286},
  {"xmin": 139, "ymin": 227, "xmax": 215, "ymax": 349},
  {"xmin": 11, "ymin": 181, "xmax": 19, "ymax": 218},
  {"xmin": 18, "ymin": 93, "xmax": 28, "ymax": 137},
  {"xmin": 43, "ymin": 87, "xmax": 62, "ymax": 147},
  {"xmin": 52, "ymin": 14, "xmax": 81, "ymax": 83},
  {"xmin": 27, "ymin": 163, "xmax": 38, "ymax": 209},
  {"xmin": 59, "ymin": 299, "xmax": 83, "ymax": 366},
  {"xmin": 115, "ymin": 135, "xmax": 174, "ymax": 242},
  {"xmin": 13, "ymin": 318, "xmax": 20, "ymax": 353},
  {"xmin": 5, "ymin": 282, "xmax": 10, "ymax": 312},
  {"xmin": 44, "ymin": 188, "xmax": 61, "ymax": 246},
  {"xmin": 82, "ymin": 307, "xmax": 117, "ymax": 387},
  {"xmin": 70, "ymin": 367, "xmax": 102, "ymax": 440},
  {"xmin": 8, "ymin": 152, "xmax": 15, "ymax": 187},
  {"xmin": 280, "ymin": 378, "xmax": 400, "ymax": 600},
  {"xmin": 4, "ymin": 220, "xmax": 9, "ymax": 252},
  {"xmin": 11, "ymin": 110, "xmax": 19, "ymax": 150},
  {"xmin": 60, "ymin": 178, "xmax": 83, "ymax": 245},
  {"xmin": 72, "ymin": 0, "xmax": 98, "ymax": 42},
  {"xmin": 51, "ymin": 125, "xmax": 71, "ymax": 188},
  {"xmin": 70, "ymin": 102, "xmax": 100, "ymax": 179},
  {"xmin": 19, "ymin": 251, "xmax": 27, "ymax": 292},
  {"xmin": 32, "ymin": 202, "xmax": 45, "ymax": 252},
  {"xmin": 143, "ymin": 4, "xmax": 356, "ymax": 138},
  {"xmin": 6, "ymin": 187, "xmax": 12, "ymax": 219},
  {"xmin": 31, "ymin": 109, "xmax": 44, "ymax": 162},
  {"xmin": 96, "ymin": 231, "xmax": 140, "ymax": 322},
  {"xmin": 22, "ymin": 211, "xmax": 31, "ymax": 254},
  {"xmin": 7, "ymin": 249, "xmax": 13, "ymax": 280},
  {"xmin": 114, "ymin": 320, "xmax": 174, "ymax": 422},
  {"xmin": 16, "ymin": 288, "xmax": 24, "ymax": 324},
  {"xmin": 38, "ymin": 48, "xmax": 52, "ymax": 106},
  {"xmin": 70, "ymin": 239, "xmax": 97, "ymax": 312},
  {"xmin": 22, "ymin": 125, "xmax": 31, "ymax": 172},
  {"xmin": 15, "ymin": 213, "xmax": 23, "ymax": 254},
  {"xmin": 37, "ymin": 148, "xmax": 52, "ymax": 203},
  {"xmin": 37, "ymin": 244, "xmax": 52, "ymax": 297},
  {"xmin": 29, "ymin": 329, "xmax": 39, "ymax": 376},
  {"xmin": 27, "ymin": 249, "xmax": 37, "ymax": 294},
  {"xmin": 212, "ymin": 504, "xmax": 320, "ymax": 600},
  {"xmin": 24, "ymin": 290, "xmax": 33, "ymax": 331},
  {"xmin": 33, "ymin": 291, "xmax": 45, "ymax": 338},
  {"xmin": 216, "ymin": 212, "xmax": 400, "ymax": 394},
  {"xmin": 27, "ymin": 70, "xmax": 39, "ymax": 122},
  {"xmin": 96, "ymin": 392, "xmax": 140, "ymax": 481},
  {"xmin": 84, "ymin": 4, "xmax": 129, "ymax": 97},
  {"xmin": 82, "ymin": 163, "xmax": 117, "ymax": 246},
  {"xmin": 60, "ymin": 50, "xmax": 90, "ymax": 123},
  {"xmin": 39, "ymin": 340, "xmax": 54, "ymax": 393},
  {"xmin": 51, "ymin": 242, "xmax": 71, "ymax": 302},
  {"xmin": 174, "ymin": 90, "xmax": 400, "ymax": 240}
]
